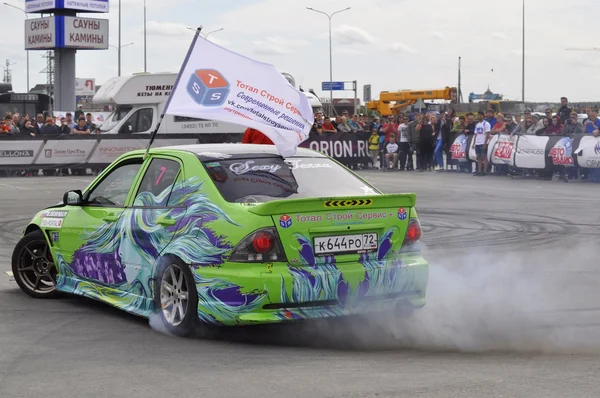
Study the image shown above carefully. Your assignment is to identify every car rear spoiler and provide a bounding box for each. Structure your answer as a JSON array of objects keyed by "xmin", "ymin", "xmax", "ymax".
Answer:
[{"xmin": 246, "ymin": 193, "xmax": 417, "ymax": 216}]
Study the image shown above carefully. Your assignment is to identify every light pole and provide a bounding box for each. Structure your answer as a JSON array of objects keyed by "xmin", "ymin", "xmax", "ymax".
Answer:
[
  {"xmin": 143, "ymin": 0, "xmax": 147, "ymax": 72},
  {"xmin": 522, "ymin": 0, "xmax": 525, "ymax": 103},
  {"xmin": 3, "ymin": 3, "xmax": 29, "ymax": 92},
  {"xmin": 306, "ymin": 6, "xmax": 351, "ymax": 116},
  {"xmin": 118, "ymin": 0, "xmax": 122, "ymax": 76},
  {"xmin": 110, "ymin": 43, "xmax": 134, "ymax": 75},
  {"xmin": 186, "ymin": 26, "xmax": 224, "ymax": 39},
  {"xmin": 205, "ymin": 28, "xmax": 224, "ymax": 38}
]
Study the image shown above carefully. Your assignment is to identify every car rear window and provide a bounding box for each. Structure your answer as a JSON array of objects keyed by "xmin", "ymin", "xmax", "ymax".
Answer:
[{"xmin": 203, "ymin": 157, "xmax": 379, "ymax": 203}]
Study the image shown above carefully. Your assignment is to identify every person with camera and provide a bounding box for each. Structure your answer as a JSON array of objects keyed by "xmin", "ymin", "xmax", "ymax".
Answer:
[{"xmin": 563, "ymin": 112, "xmax": 584, "ymax": 136}]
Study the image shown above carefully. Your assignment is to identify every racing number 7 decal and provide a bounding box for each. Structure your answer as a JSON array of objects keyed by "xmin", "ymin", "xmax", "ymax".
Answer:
[{"xmin": 155, "ymin": 166, "xmax": 167, "ymax": 186}]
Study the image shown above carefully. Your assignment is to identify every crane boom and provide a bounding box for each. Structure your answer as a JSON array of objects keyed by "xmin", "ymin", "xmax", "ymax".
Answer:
[{"xmin": 367, "ymin": 87, "xmax": 458, "ymax": 116}]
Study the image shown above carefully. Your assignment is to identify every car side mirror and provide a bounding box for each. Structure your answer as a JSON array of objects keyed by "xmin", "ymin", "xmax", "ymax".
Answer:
[{"xmin": 63, "ymin": 190, "xmax": 83, "ymax": 206}]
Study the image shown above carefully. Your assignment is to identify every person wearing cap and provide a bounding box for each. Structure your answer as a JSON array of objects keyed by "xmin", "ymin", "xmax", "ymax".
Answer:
[
  {"xmin": 65, "ymin": 112, "xmax": 77, "ymax": 129},
  {"xmin": 75, "ymin": 104, "xmax": 84, "ymax": 121},
  {"xmin": 242, "ymin": 127, "xmax": 274, "ymax": 145}
]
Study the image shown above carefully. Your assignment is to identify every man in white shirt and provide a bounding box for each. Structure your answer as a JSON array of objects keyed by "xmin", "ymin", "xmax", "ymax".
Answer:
[
  {"xmin": 397, "ymin": 117, "xmax": 410, "ymax": 170},
  {"xmin": 385, "ymin": 133, "xmax": 399, "ymax": 171},
  {"xmin": 471, "ymin": 111, "xmax": 491, "ymax": 176}
]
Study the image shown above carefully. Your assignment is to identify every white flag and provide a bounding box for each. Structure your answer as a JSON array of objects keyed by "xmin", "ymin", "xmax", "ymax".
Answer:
[{"xmin": 165, "ymin": 34, "xmax": 314, "ymax": 157}]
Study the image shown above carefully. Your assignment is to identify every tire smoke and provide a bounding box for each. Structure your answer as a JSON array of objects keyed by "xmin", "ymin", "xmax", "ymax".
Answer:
[{"xmin": 341, "ymin": 244, "xmax": 600, "ymax": 353}]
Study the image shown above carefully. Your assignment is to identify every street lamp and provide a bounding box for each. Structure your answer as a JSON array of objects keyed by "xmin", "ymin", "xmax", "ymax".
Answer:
[
  {"xmin": 186, "ymin": 26, "xmax": 225, "ymax": 38},
  {"xmin": 306, "ymin": 6, "xmax": 351, "ymax": 116},
  {"xmin": 118, "ymin": 0, "xmax": 122, "ymax": 76},
  {"xmin": 3, "ymin": 2, "xmax": 29, "ymax": 92},
  {"xmin": 144, "ymin": 0, "xmax": 147, "ymax": 73},
  {"xmin": 521, "ymin": 0, "xmax": 525, "ymax": 103},
  {"xmin": 109, "ymin": 43, "xmax": 134, "ymax": 75}
]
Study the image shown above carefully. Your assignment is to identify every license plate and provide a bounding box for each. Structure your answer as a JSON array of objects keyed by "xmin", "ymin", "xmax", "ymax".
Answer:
[{"xmin": 314, "ymin": 233, "xmax": 378, "ymax": 255}]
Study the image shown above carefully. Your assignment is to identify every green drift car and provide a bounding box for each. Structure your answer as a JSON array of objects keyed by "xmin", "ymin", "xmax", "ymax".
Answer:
[{"xmin": 12, "ymin": 144, "xmax": 429, "ymax": 336}]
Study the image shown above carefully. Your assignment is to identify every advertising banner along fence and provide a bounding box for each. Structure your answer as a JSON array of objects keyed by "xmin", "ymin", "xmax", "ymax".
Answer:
[
  {"xmin": 300, "ymin": 132, "xmax": 371, "ymax": 166},
  {"xmin": 1, "ymin": 133, "xmax": 600, "ymax": 171}
]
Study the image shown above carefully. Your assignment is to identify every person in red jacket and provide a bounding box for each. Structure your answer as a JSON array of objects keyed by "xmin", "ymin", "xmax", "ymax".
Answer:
[{"xmin": 242, "ymin": 127, "xmax": 274, "ymax": 145}]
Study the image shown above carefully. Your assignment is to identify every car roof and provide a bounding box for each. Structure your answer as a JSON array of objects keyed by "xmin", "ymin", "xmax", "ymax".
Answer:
[{"xmin": 146, "ymin": 143, "xmax": 327, "ymax": 161}]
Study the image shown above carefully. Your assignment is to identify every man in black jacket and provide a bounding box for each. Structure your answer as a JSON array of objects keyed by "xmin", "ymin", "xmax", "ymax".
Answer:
[
  {"xmin": 557, "ymin": 97, "xmax": 572, "ymax": 124},
  {"xmin": 407, "ymin": 113, "xmax": 422, "ymax": 171}
]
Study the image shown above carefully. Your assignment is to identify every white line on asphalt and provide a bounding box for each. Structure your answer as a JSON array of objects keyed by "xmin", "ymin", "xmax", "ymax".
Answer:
[{"xmin": 0, "ymin": 183, "xmax": 36, "ymax": 190}]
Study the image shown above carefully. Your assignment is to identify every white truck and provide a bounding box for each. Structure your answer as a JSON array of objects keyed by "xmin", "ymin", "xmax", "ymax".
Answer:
[{"xmin": 93, "ymin": 72, "xmax": 323, "ymax": 135}]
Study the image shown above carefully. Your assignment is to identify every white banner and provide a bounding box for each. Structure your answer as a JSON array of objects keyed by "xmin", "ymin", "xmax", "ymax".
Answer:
[
  {"xmin": 449, "ymin": 134, "xmax": 467, "ymax": 162},
  {"xmin": 486, "ymin": 134, "xmax": 498, "ymax": 163},
  {"xmin": 468, "ymin": 140, "xmax": 477, "ymax": 162},
  {"xmin": 491, "ymin": 134, "xmax": 517, "ymax": 166},
  {"xmin": 514, "ymin": 135, "xmax": 548, "ymax": 169},
  {"xmin": 0, "ymin": 141, "xmax": 44, "ymax": 165},
  {"xmin": 165, "ymin": 35, "xmax": 314, "ymax": 157},
  {"xmin": 574, "ymin": 136, "xmax": 600, "ymax": 168},
  {"xmin": 36, "ymin": 140, "xmax": 97, "ymax": 164},
  {"xmin": 87, "ymin": 139, "xmax": 197, "ymax": 164}
]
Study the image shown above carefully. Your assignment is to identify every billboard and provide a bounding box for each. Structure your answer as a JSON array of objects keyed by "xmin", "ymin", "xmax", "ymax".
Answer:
[
  {"xmin": 75, "ymin": 78, "xmax": 96, "ymax": 96},
  {"xmin": 24, "ymin": 16, "xmax": 109, "ymax": 50},
  {"xmin": 24, "ymin": 17, "xmax": 56, "ymax": 50},
  {"xmin": 61, "ymin": 16, "xmax": 109, "ymax": 50},
  {"xmin": 25, "ymin": 0, "xmax": 109, "ymax": 13}
]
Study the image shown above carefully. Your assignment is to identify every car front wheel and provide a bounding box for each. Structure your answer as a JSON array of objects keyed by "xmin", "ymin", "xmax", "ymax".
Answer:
[{"xmin": 11, "ymin": 230, "xmax": 61, "ymax": 299}]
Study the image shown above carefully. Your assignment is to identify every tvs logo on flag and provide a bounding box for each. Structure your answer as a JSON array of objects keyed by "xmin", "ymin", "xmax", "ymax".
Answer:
[
  {"xmin": 397, "ymin": 208, "xmax": 407, "ymax": 221},
  {"xmin": 279, "ymin": 215, "xmax": 292, "ymax": 229},
  {"xmin": 595, "ymin": 142, "xmax": 600, "ymax": 155},
  {"xmin": 187, "ymin": 69, "xmax": 230, "ymax": 107}
]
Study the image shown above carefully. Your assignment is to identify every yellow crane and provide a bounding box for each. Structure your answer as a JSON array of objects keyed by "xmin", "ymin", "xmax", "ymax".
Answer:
[{"xmin": 367, "ymin": 87, "xmax": 458, "ymax": 116}]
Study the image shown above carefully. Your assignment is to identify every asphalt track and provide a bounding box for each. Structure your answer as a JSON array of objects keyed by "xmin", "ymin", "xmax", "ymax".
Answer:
[{"xmin": 1, "ymin": 171, "xmax": 600, "ymax": 398}]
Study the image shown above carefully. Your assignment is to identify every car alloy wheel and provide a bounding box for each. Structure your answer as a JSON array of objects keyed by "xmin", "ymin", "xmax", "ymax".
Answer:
[
  {"xmin": 160, "ymin": 264, "xmax": 189, "ymax": 327},
  {"xmin": 16, "ymin": 237, "xmax": 58, "ymax": 296}
]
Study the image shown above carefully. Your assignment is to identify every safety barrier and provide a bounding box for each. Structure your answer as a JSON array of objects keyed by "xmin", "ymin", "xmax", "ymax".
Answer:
[
  {"xmin": 0, "ymin": 133, "xmax": 243, "ymax": 170},
  {"xmin": 2, "ymin": 132, "xmax": 598, "ymax": 172},
  {"xmin": 450, "ymin": 133, "xmax": 600, "ymax": 169}
]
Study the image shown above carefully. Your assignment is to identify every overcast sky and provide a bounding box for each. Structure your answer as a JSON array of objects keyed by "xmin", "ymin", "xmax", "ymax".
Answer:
[{"xmin": 3, "ymin": 0, "xmax": 600, "ymax": 103}]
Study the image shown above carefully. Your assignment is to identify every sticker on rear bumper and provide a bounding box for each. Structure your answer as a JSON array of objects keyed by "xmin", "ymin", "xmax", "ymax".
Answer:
[{"xmin": 325, "ymin": 199, "xmax": 372, "ymax": 208}]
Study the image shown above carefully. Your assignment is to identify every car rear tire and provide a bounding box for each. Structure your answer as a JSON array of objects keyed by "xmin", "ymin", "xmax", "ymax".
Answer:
[
  {"xmin": 154, "ymin": 256, "xmax": 199, "ymax": 337},
  {"xmin": 11, "ymin": 230, "xmax": 61, "ymax": 299}
]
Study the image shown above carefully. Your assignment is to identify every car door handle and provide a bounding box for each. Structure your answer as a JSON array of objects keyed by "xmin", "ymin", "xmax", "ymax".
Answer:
[
  {"xmin": 156, "ymin": 215, "xmax": 177, "ymax": 226},
  {"xmin": 102, "ymin": 214, "xmax": 119, "ymax": 222}
]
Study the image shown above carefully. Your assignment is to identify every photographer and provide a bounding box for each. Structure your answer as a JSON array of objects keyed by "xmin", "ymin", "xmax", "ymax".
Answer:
[{"xmin": 562, "ymin": 112, "xmax": 584, "ymax": 136}]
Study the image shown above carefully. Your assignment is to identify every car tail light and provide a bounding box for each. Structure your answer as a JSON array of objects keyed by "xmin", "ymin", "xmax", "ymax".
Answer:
[
  {"xmin": 400, "ymin": 219, "xmax": 423, "ymax": 253},
  {"xmin": 230, "ymin": 227, "xmax": 287, "ymax": 263}
]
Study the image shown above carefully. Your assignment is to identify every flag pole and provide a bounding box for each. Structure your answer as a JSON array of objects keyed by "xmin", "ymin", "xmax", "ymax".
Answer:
[{"xmin": 144, "ymin": 26, "xmax": 204, "ymax": 160}]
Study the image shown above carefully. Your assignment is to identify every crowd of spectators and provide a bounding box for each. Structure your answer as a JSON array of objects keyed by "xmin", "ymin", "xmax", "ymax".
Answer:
[
  {"xmin": 0, "ymin": 109, "xmax": 98, "ymax": 137},
  {"xmin": 0, "ymin": 107, "xmax": 99, "ymax": 177},
  {"xmin": 310, "ymin": 97, "xmax": 600, "ymax": 181}
]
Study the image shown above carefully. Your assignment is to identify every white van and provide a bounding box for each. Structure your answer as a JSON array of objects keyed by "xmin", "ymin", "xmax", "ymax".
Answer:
[{"xmin": 93, "ymin": 72, "xmax": 322, "ymax": 135}]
